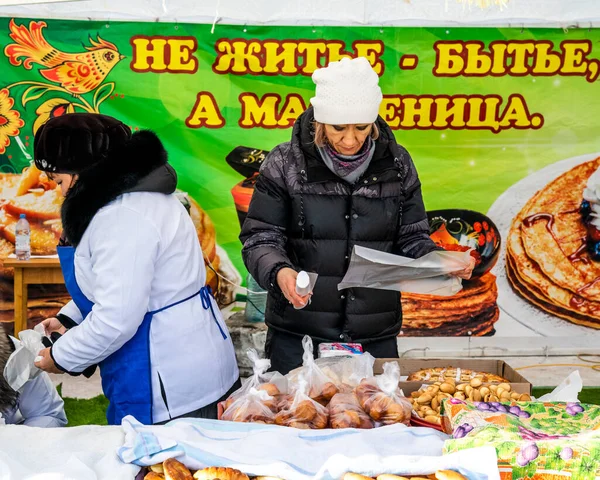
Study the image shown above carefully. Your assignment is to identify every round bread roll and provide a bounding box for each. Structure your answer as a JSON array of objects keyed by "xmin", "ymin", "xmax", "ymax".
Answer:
[
  {"xmin": 435, "ymin": 470, "xmax": 468, "ymax": 480},
  {"xmin": 144, "ymin": 472, "xmax": 165, "ymax": 480},
  {"xmin": 193, "ymin": 467, "xmax": 249, "ymax": 480},
  {"xmin": 343, "ymin": 474, "xmax": 373, "ymax": 480},
  {"xmin": 164, "ymin": 458, "xmax": 193, "ymax": 480}
]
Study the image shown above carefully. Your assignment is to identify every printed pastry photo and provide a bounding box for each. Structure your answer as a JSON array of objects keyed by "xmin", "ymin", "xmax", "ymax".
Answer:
[
  {"xmin": 400, "ymin": 209, "xmax": 501, "ymax": 337},
  {"xmin": 506, "ymin": 157, "xmax": 600, "ymax": 328},
  {"xmin": 0, "ymin": 166, "xmax": 240, "ymax": 334}
]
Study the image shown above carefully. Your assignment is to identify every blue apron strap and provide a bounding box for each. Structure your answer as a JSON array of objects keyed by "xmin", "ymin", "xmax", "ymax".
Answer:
[
  {"xmin": 150, "ymin": 286, "xmax": 227, "ymax": 340},
  {"xmin": 200, "ymin": 286, "xmax": 227, "ymax": 340}
]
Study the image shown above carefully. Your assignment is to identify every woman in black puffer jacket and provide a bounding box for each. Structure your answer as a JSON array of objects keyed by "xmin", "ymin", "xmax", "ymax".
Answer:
[{"xmin": 240, "ymin": 57, "xmax": 473, "ymax": 374}]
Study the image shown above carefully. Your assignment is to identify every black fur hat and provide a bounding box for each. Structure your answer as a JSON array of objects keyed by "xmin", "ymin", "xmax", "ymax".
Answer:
[{"xmin": 34, "ymin": 113, "xmax": 132, "ymax": 174}]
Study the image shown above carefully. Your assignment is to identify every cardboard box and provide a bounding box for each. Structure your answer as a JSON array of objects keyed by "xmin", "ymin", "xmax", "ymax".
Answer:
[{"xmin": 373, "ymin": 358, "xmax": 532, "ymax": 395}]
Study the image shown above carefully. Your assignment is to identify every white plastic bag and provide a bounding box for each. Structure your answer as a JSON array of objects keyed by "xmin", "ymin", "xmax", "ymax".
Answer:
[
  {"xmin": 222, "ymin": 349, "xmax": 288, "ymax": 411},
  {"xmin": 316, "ymin": 353, "xmax": 376, "ymax": 387},
  {"xmin": 536, "ymin": 370, "xmax": 583, "ymax": 402},
  {"xmin": 275, "ymin": 375, "xmax": 329, "ymax": 429},
  {"xmin": 222, "ymin": 387, "xmax": 277, "ymax": 424},
  {"xmin": 3, "ymin": 323, "xmax": 46, "ymax": 393},
  {"xmin": 338, "ymin": 246, "xmax": 472, "ymax": 296},
  {"xmin": 355, "ymin": 362, "xmax": 412, "ymax": 426},
  {"xmin": 287, "ymin": 336, "xmax": 339, "ymax": 405}
]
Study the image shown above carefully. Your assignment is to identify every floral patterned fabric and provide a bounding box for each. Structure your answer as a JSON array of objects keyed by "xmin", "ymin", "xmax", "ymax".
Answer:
[{"xmin": 442, "ymin": 399, "xmax": 600, "ymax": 480}]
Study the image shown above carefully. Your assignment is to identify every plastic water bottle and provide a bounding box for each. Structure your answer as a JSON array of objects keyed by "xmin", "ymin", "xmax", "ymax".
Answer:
[
  {"xmin": 15, "ymin": 214, "xmax": 31, "ymax": 261},
  {"xmin": 244, "ymin": 274, "xmax": 267, "ymax": 323}
]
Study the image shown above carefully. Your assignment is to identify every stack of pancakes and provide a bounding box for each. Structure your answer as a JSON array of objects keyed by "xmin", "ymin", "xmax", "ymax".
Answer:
[
  {"xmin": 399, "ymin": 273, "xmax": 499, "ymax": 336},
  {"xmin": 506, "ymin": 157, "xmax": 600, "ymax": 328},
  {"xmin": 0, "ymin": 167, "xmax": 235, "ymax": 335}
]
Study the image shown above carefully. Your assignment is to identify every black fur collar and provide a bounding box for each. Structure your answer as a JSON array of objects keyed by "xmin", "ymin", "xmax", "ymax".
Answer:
[
  {"xmin": 0, "ymin": 333, "xmax": 18, "ymax": 412},
  {"xmin": 62, "ymin": 130, "xmax": 171, "ymax": 246}
]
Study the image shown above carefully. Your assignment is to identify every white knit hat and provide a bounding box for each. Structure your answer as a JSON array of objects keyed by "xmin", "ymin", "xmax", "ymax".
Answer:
[{"xmin": 310, "ymin": 57, "xmax": 383, "ymax": 125}]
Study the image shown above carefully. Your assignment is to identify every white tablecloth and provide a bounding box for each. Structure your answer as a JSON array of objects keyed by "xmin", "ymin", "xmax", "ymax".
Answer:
[
  {"xmin": 0, "ymin": 425, "xmax": 140, "ymax": 480},
  {"xmin": 119, "ymin": 416, "xmax": 500, "ymax": 480}
]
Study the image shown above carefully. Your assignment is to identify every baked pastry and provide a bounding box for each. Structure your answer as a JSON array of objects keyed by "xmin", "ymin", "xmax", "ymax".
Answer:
[
  {"xmin": 164, "ymin": 458, "xmax": 193, "ymax": 480},
  {"xmin": 193, "ymin": 467, "xmax": 249, "ymax": 480},
  {"xmin": 150, "ymin": 464, "xmax": 164, "ymax": 473},
  {"xmin": 221, "ymin": 399, "xmax": 275, "ymax": 424},
  {"xmin": 329, "ymin": 393, "xmax": 373, "ymax": 429},
  {"xmin": 343, "ymin": 472, "xmax": 466, "ymax": 480},
  {"xmin": 275, "ymin": 398, "xmax": 328, "ymax": 429},
  {"xmin": 406, "ymin": 367, "xmax": 508, "ymax": 383},
  {"xmin": 355, "ymin": 381, "xmax": 411, "ymax": 426},
  {"xmin": 144, "ymin": 472, "xmax": 165, "ymax": 480},
  {"xmin": 257, "ymin": 383, "xmax": 280, "ymax": 396},
  {"xmin": 435, "ymin": 471, "xmax": 468, "ymax": 480},
  {"xmin": 343, "ymin": 474, "xmax": 373, "ymax": 480},
  {"xmin": 309, "ymin": 381, "xmax": 339, "ymax": 406}
]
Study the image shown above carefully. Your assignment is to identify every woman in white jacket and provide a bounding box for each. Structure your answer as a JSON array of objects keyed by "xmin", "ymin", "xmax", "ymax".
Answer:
[{"xmin": 34, "ymin": 113, "xmax": 239, "ymax": 425}]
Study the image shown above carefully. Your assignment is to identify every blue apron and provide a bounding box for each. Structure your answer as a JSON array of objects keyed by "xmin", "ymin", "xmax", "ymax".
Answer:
[{"xmin": 57, "ymin": 245, "xmax": 227, "ymax": 425}]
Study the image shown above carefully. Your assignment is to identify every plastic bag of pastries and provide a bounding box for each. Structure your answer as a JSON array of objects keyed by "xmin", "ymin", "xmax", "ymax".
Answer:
[
  {"xmin": 329, "ymin": 392, "xmax": 374, "ymax": 429},
  {"xmin": 222, "ymin": 349, "xmax": 288, "ymax": 413},
  {"xmin": 275, "ymin": 374, "xmax": 329, "ymax": 429},
  {"xmin": 222, "ymin": 387, "xmax": 276, "ymax": 424},
  {"xmin": 286, "ymin": 336, "xmax": 339, "ymax": 406},
  {"xmin": 317, "ymin": 353, "xmax": 376, "ymax": 388},
  {"xmin": 355, "ymin": 362, "xmax": 412, "ymax": 426}
]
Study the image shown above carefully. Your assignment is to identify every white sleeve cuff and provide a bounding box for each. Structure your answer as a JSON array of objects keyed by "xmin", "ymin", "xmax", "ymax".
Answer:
[{"xmin": 58, "ymin": 300, "xmax": 84, "ymax": 325}]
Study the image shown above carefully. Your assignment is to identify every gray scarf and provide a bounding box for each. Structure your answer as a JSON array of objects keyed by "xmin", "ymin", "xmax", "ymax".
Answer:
[{"xmin": 317, "ymin": 136, "xmax": 376, "ymax": 184}]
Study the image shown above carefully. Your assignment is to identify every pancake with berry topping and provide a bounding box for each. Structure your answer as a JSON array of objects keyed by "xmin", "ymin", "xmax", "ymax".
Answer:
[{"xmin": 506, "ymin": 157, "xmax": 600, "ymax": 328}]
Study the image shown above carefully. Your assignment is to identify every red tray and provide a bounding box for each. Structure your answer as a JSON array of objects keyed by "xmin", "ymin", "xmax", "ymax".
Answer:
[{"xmin": 410, "ymin": 415, "xmax": 445, "ymax": 432}]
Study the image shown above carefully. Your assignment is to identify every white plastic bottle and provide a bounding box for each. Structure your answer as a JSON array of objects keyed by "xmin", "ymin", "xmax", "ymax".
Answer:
[{"xmin": 15, "ymin": 213, "xmax": 31, "ymax": 261}]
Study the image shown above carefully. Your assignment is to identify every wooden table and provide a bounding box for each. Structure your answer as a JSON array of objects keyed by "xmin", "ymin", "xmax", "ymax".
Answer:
[{"xmin": 3, "ymin": 257, "xmax": 64, "ymax": 336}]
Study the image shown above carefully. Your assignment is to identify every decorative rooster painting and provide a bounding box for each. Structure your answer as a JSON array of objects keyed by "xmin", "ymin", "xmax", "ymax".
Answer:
[
  {"xmin": 0, "ymin": 19, "xmax": 122, "ymax": 158},
  {"xmin": 4, "ymin": 19, "xmax": 124, "ymax": 96}
]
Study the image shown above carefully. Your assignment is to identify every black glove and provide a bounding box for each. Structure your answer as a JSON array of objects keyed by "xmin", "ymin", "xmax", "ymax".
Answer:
[{"xmin": 43, "ymin": 324, "xmax": 98, "ymax": 379}]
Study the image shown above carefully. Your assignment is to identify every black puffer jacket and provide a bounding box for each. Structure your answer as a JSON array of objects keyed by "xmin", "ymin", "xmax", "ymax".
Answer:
[{"xmin": 240, "ymin": 107, "xmax": 439, "ymax": 343}]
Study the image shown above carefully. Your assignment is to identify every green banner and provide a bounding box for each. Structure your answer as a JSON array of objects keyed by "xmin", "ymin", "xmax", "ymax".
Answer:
[{"xmin": 1, "ymin": 17, "xmax": 599, "ymax": 338}]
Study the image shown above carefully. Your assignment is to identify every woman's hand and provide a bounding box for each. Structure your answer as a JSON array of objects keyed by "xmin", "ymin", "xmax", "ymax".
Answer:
[
  {"xmin": 451, "ymin": 255, "xmax": 477, "ymax": 280},
  {"xmin": 40, "ymin": 317, "xmax": 67, "ymax": 336},
  {"xmin": 34, "ymin": 347, "xmax": 63, "ymax": 374},
  {"xmin": 277, "ymin": 267, "xmax": 312, "ymax": 309}
]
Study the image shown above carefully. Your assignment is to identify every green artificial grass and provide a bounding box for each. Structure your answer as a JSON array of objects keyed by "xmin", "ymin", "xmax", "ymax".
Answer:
[
  {"xmin": 56, "ymin": 386, "xmax": 600, "ymax": 427},
  {"xmin": 532, "ymin": 386, "xmax": 600, "ymax": 406},
  {"xmin": 63, "ymin": 395, "xmax": 109, "ymax": 427},
  {"xmin": 57, "ymin": 384, "xmax": 108, "ymax": 427}
]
